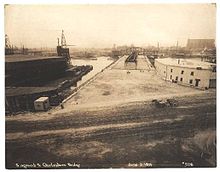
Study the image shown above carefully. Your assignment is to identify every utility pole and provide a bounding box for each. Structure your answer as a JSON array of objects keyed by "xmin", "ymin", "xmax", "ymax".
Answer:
[
  {"xmin": 157, "ymin": 42, "xmax": 160, "ymax": 56},
  {"xmin": 157, "ymin": 42, "xmax": 160, "ymax": 51},
  {"xmin": 176, "ymin": 41, "xmax": 178, "ymax": 53}
]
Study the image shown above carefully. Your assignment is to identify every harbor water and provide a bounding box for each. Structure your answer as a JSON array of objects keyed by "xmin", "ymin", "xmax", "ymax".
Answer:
[{"xmin": 70, "ymin": 56, "xmax": 114, "ymax": 87}]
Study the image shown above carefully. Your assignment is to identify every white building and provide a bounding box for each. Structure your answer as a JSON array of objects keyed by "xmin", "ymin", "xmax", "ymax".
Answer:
[{"xmin": 155, "ymin": 58, "xmax": 216, "ymax": 89}]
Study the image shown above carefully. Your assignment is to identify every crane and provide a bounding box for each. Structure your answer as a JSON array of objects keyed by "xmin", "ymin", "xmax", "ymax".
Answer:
[
  {"xmin": 56, "ymin": 30, "xmax": 76, "ymax": 65},
  {"xmin": 57, "ymin": 30, "xmax": 76, "ymax": 48},
  {"xmin": 5, "ymin": 34, "xmax": 11, "ymax": 49},
  {"xmin": 5, "ymin": 34, "xmax": 14, "ymax": 55}
]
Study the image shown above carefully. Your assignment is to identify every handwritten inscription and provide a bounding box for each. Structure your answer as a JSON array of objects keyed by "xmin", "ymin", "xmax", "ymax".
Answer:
[
  {"xmin": 182, "ymin": 161, "xmax": 194, "ymax": 167},
  {"xmin": 15, "ymin": 162, "xmax": 80, "ymax": 169},
  {"xmin": 128, "ymin": 162, "xmax": 153, "ymax": 167}
]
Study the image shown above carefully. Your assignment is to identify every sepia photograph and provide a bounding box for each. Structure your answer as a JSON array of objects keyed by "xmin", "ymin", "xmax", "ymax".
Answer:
[{"xmin": 4, "ymin": 2, "xmax": 217, "ymax": 169}]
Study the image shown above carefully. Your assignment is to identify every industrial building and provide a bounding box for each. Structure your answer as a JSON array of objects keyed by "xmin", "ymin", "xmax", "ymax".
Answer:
[
  {"xmin": 5, "ymin": 31, "xmax": 93, "ymax": 114},
  {"xmin": 5, "ymin": 55, "xmax": 69, "ymax": 86},
  {"xmin": 155, "ymin": 58, "xmax": 216, "ymax": 89},
  {"xmin": 186, "ymin": 39, "xmax": 215, "ymax": 49},
  {"xmin": 5, "ymin": 53, "xmax": 92, "ymax": 114}
]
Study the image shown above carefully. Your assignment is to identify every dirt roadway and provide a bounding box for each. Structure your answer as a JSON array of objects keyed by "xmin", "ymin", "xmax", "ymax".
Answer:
[{"xmin": 6, "ymin": 91, "xmax": 216, "ymax": 168}]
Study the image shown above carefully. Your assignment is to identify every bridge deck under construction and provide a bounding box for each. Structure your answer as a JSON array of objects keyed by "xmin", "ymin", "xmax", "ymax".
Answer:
[{"xmin": 125, "ymin": 52, "xmax": 138, "ymax": 63}]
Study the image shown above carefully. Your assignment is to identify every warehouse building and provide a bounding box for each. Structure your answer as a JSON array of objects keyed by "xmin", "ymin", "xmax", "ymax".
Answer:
[
  {"xmin": 5, "ymin": 55, "xmax": 68, "ymax": 86},
  {"xmin": 155, "ymin": 58, "xmax": 216, "ymax": 89}
]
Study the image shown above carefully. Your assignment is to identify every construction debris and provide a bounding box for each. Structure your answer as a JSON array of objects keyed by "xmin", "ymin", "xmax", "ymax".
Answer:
[{"xmin": 152, "ymin": 99, "xmax": 178, "ymax": 108}]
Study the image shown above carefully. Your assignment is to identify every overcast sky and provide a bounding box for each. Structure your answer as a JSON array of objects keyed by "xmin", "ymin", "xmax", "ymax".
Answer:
[{"xmin": 5, "ymin": 4, "xmax": 216, "ymax": 48}]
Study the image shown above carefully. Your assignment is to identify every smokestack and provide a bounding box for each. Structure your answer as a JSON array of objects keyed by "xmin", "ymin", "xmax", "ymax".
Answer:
[{"xmin": 57, "ymin": 38, "xmax": 60, "ymax": 46}]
